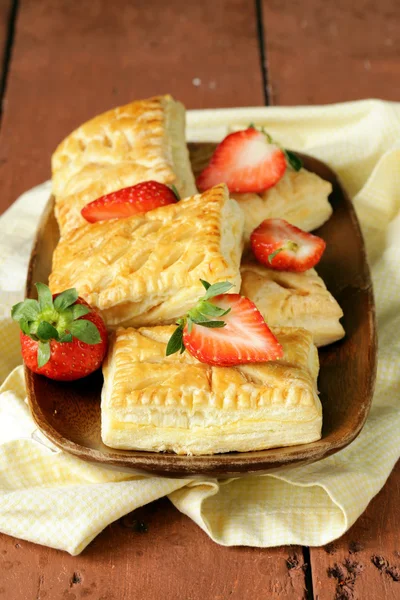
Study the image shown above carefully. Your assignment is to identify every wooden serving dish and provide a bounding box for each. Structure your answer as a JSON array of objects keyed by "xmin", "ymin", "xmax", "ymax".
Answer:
[{"xmin": 25, "ymin": 149, "xmax": 377, "ymax": 478}]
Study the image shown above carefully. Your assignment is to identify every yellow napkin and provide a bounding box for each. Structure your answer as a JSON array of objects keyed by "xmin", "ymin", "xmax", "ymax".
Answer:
[{"xmin": 0, "ymin": 100, "xmax": 399, "ymax": 555}]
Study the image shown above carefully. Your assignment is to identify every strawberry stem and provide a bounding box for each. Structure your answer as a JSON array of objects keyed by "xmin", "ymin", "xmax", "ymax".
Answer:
[
  {"xmin": 268, "ymin": 240, "xmax": 299, "ymax": 264},
  {"xmin": 166, "ymin": 279, "xmax": 234, "ymax": 357},
  {"xmin": 11, "ymin": 283, "xmax": 102, "ymax": 367}
]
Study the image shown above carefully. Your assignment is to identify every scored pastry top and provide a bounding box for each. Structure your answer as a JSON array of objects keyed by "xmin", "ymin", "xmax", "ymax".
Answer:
[
  {"xmin": 53, "ymin": 95, "xmax": 197, "ymax": 235},
  {"xmin": 102, "ymin": 325, "xmax": 320, "ymax": 414},
  {"xmin": 49, "ymin": 184, "xmax": 244, "ymax": 328}
]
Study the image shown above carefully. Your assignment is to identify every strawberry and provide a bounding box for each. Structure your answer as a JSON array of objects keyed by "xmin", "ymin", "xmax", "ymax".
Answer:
[
  {"xmin": 251, "ymin": 218, "xmax": 326, "ymax": 272},
  {"xmin": 11, "ymin": 283, "xmax": 108, "ymax": 381},
  {"xmin": 81, "ymin": 181, "xmax": 179, "ymax": 223},
  {"xmin": 166, "ymin": 280, "xmax": 283, "ymax": 366},
  {"xmin": 196, "ymin": 128, "xmax": 290, "ymax": 193}
]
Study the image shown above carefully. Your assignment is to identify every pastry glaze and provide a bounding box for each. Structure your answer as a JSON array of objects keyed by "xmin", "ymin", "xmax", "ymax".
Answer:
[
  {"xmin": 49, "ymin": 184, "xmax": 244, "ymax": 328},
  {"xmin": 101, "ymin": 325, "xmax": 322, "ymax": 455},
  {"xmin": 53, "ymin": 95, "xmax": 197, "ymax": 236},
  {"xmin": 240, "ymin": 260, "xmax": 345, "ymax": 347}
]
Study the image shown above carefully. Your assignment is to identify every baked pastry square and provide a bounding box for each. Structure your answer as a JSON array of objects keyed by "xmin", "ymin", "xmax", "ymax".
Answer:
[
  {"xmin": 240, "ymin": 260, "xmax": 345, "ymax": 347},
  {"xmin": 49, "ymin": 184, "xmax": 244, "ymax": 328},
  {"xmin": 189, "ymin": 142, "xmax": 333, "ymax": 242},
  {"xmin": 101, "ymin": 325, "xmax": 322, "ymax": 455},
  {"xmin": 53, "ymin": 95, "xmax": 197, "ymax": 236}
]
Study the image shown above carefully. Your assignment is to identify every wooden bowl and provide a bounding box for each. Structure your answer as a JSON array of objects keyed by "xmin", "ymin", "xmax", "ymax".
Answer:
[{"xmin": 25, "ymin": 149, "xmax": 377, "ymax": 478}]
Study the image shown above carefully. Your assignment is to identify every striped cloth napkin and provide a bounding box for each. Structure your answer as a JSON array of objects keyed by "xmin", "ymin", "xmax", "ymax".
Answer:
[{"xmin": 0, "ymin": 99, "xmax": 399, "ymax": 555}]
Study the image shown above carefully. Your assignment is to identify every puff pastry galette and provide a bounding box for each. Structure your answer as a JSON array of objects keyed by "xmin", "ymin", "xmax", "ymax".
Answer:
[
  {"xmin": 101, "ymin": 325, "xmax": 322, "ymax": 455},
  {"xmin": 53, "ymin": 95, "xmax": 197, "ymax": 236},
  {"xmin": 240, "ymin": 261, "xmax": 345, "ymax": 347},
  {"xmin": 49, "ymin": 184, "xmax": 244, "ymax": 328},
  {"xmin": 189, "ymin": 142, "xmax": 333, "ymax": 242}
]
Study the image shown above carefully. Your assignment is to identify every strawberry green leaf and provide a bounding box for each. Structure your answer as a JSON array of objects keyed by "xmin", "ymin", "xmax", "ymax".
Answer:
[
  {"xmin": 198, "ymin": 301, "xmax": 231, "ymax": 318},
  {"xmin": 198, "ymin": 320, "xmax": 226, "ymax": 328},
  {"xmin": 70, "ymin": 320, "xmax": 101, "ymax": 344},
  {"xmin": 285, "ymin": 150, "xmax": 302, "ymax": 172},
  {"xmin": 166, "ymin": 325, "xmax": 184, "ymax": 356},
  {"xmin": 71, "ymin": 304, "xmax": 91, "ymax": 320},
  {"xmin": 37, "ymin": 341, "xmax": 51, "ymax": 368},
  {"xmin": 37, "ymin": 321, "xmax": 59, "ymax": 341},
  {"xmin": 11, "ymin": 299, "xmax": 40, "ymax": 323},
  {"xmin": 170, "ymin": 184, "xmax": 181, "ymax": 201},
  {"xmin": 200, "ymin": 279, "xmax": 211, "ymax": 291},
  {"xmin": 54, "ymin": 288, "xmax": 79, "ymax": 311},
  {"xmin": 59, "ymin": 333, "xmax": 73, "ymax": 343},
  {"xmin": 20, "ymin": 319, "xmax": 31, "ymax": 335},
  {"xmin": 35, "ymin": 283, "xmax": 53, "ymax": 311},
  {"xmin": 203, "ymin": 281, "xmax": 234, "ymax": 300},
  {"xmin": 248, "ymin": 122, "xmax": 255, "ymax": 129}
]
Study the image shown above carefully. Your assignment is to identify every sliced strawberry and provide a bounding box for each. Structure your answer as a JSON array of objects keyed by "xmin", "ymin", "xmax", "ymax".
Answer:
[
  {"xmin": 81, "ymin": 181, "xmax": 178, "ymax": 223},
  {"xmin": 196, "ymin": 128, "xmax": 287, "ymax": 193},
  {"xmin": 251, "ymin": 218, "xmax": 326, "ymax": 272},
  {"xmin": 166, "ymin": 280, "xmax": 283, "ymax": 366}
]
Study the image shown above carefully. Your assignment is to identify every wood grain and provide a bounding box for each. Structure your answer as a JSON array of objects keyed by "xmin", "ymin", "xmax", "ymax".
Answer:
[
  {"xmin": 25, "ymin": 152, "xmax": 376, "ymax": 477},
  {"xmin": 0, "ymin": 0, "xmax": 264, "ymax": 214},
  {"xmin": 0, "ymin": 0, "xmax": 13, "ymax": 102},
  {"xmin": 0, "ymin": 499, "xmax": 310, "ymax": 600},
  {"xmin": 263, "ymin": 0, "xmax": 400, "ymax": 105},
  {"xmin": 0, "ymin": 1, "xmax": 310, "ymax": 598},
  {"xmin": 310, "ymin": 461, "xmax": 400, "ymax": 600}
]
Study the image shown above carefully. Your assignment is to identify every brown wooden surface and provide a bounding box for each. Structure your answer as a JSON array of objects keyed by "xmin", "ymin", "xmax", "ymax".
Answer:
[
  {"xmin": 0, "ymin": 0, "xmax": 399, "ymax": 598},
  {"xmin": 24, "ymin": 153, "xmax": 376, "ymax": 478},
  {"xmin": 263, "ymin": 0, "xmax": 400, "ymax": 105}
]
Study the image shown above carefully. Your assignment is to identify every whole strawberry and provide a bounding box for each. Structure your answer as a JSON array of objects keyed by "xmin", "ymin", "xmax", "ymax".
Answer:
[{"xmin": 11, "ymin": 283, "xmax": 108, "ymax": 381}]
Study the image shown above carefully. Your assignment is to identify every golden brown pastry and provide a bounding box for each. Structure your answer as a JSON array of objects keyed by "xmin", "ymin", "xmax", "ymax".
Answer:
[
  {"xmin": 189, "ymin": 142, "xmax": 333, "ymax": 242},
  {"xmin": 240, "ymin": 260, "xmax": 345, "ymax": 347},
  {"xmin": 49, "ymin": 184, "xmax": 244, "ymax": 328},
  {"xmin": 53, "ymin": 95, "xmax": 197, "ymax": 236},
  {"xmin": 101, "ymin": 325, "xmax": 321, "ymax": 455}
]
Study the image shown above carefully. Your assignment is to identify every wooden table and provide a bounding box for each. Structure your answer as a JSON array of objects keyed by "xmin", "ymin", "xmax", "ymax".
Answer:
[{"xmin": 0, "ymin": 1, "xmax": 399, "ymax": 598}]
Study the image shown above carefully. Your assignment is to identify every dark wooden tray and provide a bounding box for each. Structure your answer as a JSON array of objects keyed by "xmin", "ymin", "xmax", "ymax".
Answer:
[{"xmin": 25, "ymin": 149, "xmax": 376, "ymax": 478}]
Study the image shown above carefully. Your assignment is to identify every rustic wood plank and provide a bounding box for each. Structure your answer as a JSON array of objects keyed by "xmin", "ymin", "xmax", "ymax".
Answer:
[
  {"xmin": 262, "ymin": 2, "xmax": 400, "ymax": 597},
  {"xmin": 0, "ymin": 1, "xmax": 309, "ymax": 598},
  {"xmin": 0, "ymin": 0, "xmax": 13, "ymax": 102},
  {"xmin": 310, "ymin": 460, "xmax": 400, "ymax": 600},
  {"xmin": 0, "ymin": 0, "xmax": 264, "ymax": 214},
  {"xmin": 262, "ymin": 0, "xmax": 400, "ymax": 105},
  {"xmin": 0, "ymin": 499, "xmax": 310, "ymax": 600}
]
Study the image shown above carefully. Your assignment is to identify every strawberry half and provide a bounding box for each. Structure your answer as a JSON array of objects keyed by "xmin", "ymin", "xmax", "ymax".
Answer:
[
  {"xmin": 251, "ymin": 218, "xmax": 326, "ymax": 272},
  {"xmin": 196, "ymin": 128, "xmax": 287, "ymax": 193},
  {"xmin": 166, "ymin": 280, "xmax": 283, "ymax": 366},
  {"xmin": 11, "ymin": 283, "xmax": 108, "ymax": 381},
  {"xmin": 81, "ymin": 181, "xmax": 179, "ymax": 223}
]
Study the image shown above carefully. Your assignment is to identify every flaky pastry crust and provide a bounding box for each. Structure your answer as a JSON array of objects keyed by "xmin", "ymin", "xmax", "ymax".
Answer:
[
  {"xmin": 49, "ymin": 184, "xmax": 244, "ymax": 328},
  {"xmin": 240, "ymin": 261, "xmax": 345, "ymax": 347},
  {"xmin": 53, "ymin": 95, "xmax": 197, "ymax": 236},
  {"xmin": 101, "ymin": 325, "xmax": 322, "ymax": 455}
]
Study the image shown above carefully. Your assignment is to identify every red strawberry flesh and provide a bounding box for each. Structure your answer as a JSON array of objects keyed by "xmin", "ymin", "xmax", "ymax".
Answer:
[
  {"xmin": 81, "ymin": 180, "xmax": 178, "ymax": 223},
  {"xmin": 251, "ymin": 218, "xmax": 326, "ymax": 272},
  {"xmin": 182, "ymin": 294, "xmax": 283, "ymax": 366},
  {"xmin": 196, "ymin": 128, "xmax": 287, "ymax": 193}
]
